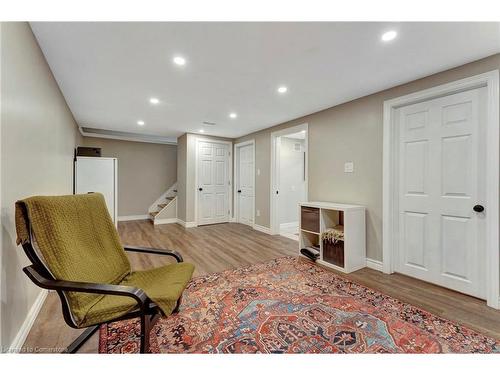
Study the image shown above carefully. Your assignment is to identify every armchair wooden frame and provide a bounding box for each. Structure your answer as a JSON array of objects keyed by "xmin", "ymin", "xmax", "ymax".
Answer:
[{"xmin": 21, "ymin": 238, "xmax": 185, "ymax": 354}]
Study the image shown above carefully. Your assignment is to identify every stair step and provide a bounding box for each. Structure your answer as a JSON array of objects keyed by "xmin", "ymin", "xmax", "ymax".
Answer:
[
  {"xmin": 150, "ymin": 211, "xmax": 159, "ymax": 218},
  {"xmin": 157, "ymin": 196, "xmax": 176, "ymax": 210}
]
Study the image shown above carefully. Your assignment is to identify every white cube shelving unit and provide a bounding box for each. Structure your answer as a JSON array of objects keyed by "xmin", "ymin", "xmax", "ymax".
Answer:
[{"xmin": 299, "ymin": 201, "xmax": 366, "ymax": 273}]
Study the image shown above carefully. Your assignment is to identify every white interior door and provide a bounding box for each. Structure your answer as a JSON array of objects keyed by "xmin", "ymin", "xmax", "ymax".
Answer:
[
  {"xmin": 236, "ymin": 143, "xmax": 254, "ymax": 225},
  {"xmin": 75, "ymin": 157, "xmax": 117, "ymax": 223},
  {"xmin": 197, "ymin": 141, "xmax": 230, "ymax": 225},
  {"xmin": 396, "ymin": 87, "xmax": 486, "ymax": 299}
]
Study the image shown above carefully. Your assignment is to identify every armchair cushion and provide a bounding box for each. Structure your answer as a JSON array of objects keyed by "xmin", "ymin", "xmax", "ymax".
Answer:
[{"xmin": 80, "ymin": 262, "xmax": 194, "ymax": 327}]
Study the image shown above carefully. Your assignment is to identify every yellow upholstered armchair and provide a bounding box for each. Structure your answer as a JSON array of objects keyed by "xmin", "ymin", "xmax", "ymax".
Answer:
[{"xmin": 15, "ymin": 193, "xmax": 194, "ymax": 353}]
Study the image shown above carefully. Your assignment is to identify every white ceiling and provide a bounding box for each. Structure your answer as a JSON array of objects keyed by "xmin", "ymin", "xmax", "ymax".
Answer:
[{"xmin": 30, "ymin": 22, "xmax": 500, "ymax": 140}]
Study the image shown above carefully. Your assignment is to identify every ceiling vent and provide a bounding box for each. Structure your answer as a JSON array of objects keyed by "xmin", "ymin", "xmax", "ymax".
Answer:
[{"xmin": 202, "ymin": 121, "xmax": 216, "ymax": 126}]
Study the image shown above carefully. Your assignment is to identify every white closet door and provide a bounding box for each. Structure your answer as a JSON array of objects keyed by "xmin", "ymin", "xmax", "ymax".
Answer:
[
  {"xmin": 75, "ymin": 157, "xmax": 117, "ymax": 223},
  {"xmin": 197, "ymin": 141, "xmax": 230, "ymax": 225},
  {"xmin": 396, "ymin": 87, "xmax": 486, "ymax": 299},
  {"xmin": 237, "ymin": 144, "xmax": 254, "ymax": 225}
]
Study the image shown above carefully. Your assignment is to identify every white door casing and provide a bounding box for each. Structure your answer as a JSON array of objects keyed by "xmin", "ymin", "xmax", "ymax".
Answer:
[
  {"xmin": 235, "ymin": 141, "xmax": 255, "ymax": 226},
  {"xmin": 196, "ymin": 140, "xmax": 230, "ymax": 225},
  {"xmin": 383, "ymin": 70, "xmax": 499, "ymax": 308},
  {"xmin": 396, "ymin": 88, "xmax": 486, "ymax": 298}
]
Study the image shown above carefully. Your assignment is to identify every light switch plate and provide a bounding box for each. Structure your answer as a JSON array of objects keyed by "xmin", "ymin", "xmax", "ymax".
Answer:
[
  {"xmin": 344, "ymin": 161, "xmax": 354, "ymax": 173},
  {"xmin": 256, "ymin": 209, "xmax": 261, "ymax": 217},
  {"xmin": 257, "ymin": 168, "xmax": 261, "ymax": 176}
]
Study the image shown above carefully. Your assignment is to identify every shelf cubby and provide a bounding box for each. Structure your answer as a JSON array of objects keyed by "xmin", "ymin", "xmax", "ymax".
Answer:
[
  {"xmin": 299, "ymin": 230, "xmax": 320, "ymax": 249},
  {"xmin": 299, "ymin": 201, "xmax": 366, "ymax": 273}
]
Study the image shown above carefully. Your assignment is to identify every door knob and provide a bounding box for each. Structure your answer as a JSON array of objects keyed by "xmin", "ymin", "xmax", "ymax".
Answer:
[
  {"xmin": 237, "ymin": 190, "xmax": 242, "ymax": 193},
  {"xmin": 473, "ymin": 204, "xmax": 484, "ymax": 213},
  {"xmin": 198, "ymin": 187, "xmax": 203, "ymax": 191}
]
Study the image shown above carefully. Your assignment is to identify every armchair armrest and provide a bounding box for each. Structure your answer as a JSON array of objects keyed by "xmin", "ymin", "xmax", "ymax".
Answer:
[
  {"xmin": 23, "ymin": 265, "xmax": 148, "ymax": 308},
  {"xmin": 123, "ymin": 245, "xmax": 183, "ymax": 262}
]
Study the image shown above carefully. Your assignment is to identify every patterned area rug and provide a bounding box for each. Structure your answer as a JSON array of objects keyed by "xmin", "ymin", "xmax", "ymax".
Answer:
[{"xmin": 99, "ymin": 257, "xmax": 500, "ymax": 353}]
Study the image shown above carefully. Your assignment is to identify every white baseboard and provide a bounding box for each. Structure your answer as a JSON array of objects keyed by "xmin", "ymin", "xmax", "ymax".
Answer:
[
  {"xmin": 177, "ymin": 219, "xmax": 197, "ymax": 228},
  {"xmin": 8, "ymin": 290, "xmax": 48, "ymax": 352},
  {"xmin": 153, "ymin": 218, "xmax": 177, "ymax": 225},
  {"xmin": 280, "ymin": 221, "xmax": 298, "ymax": 231},
  {"xmin": 118, "ymin": 214, "xmax": 150, "ymax": 221},
  {"xmin": 491, "ymin": 297, "xmax": 500, "ymax": 310},
  {"xmin": 253, "ymin": 224, "xmax": 271, "ymax": 235},
  {"xmin": 366, "ymin": 258, "xmax": 383, "ymax": 272},
  {"xmin": 119, "ymin": 215, "xmax": 198, "ymax": 228},
  {"xmin": 280, "ymin": 232, "xmax": 299, "ymax": 241}
]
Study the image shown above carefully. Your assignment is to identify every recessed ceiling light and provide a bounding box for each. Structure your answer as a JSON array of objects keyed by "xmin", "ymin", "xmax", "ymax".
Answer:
[
  {"xmin": 199, "ymin": 129, "xmax": 205, "ymax": 133},
  {"xmin": 277, "ymin": 86, "xmax": 288, "ymax": 94},
  {"xmin": 137, "ymin": 120, "xmax": 145, "ymax": 126},
  {"xmin": 229, "ymin": 112, "xmax": 237, "ymax": 119},
  {"xmin": 381, "ymin": 30, "xmax": 397, "ymax": 42},
  {"xmin": 173, "ymin": 56, "xmax": 186, "ymax": 66},
  {"xmin": 149, "ymin": 97, "xmax": 160, "ymax": 104}
]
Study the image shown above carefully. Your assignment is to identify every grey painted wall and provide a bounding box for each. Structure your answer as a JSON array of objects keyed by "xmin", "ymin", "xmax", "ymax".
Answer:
[{"xmin": 1, "ymin": 22, "xmax": 80, "ymax": 348}]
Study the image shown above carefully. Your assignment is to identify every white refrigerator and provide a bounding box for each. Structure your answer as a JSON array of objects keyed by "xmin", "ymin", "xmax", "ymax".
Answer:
[{"xmin": 74, "ymin": 156, "xmax": 118, "ymax": 224}]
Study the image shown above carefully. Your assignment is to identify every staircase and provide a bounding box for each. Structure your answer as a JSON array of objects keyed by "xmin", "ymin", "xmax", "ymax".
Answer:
[{"xmin": 148, "ymin": 183, "xmax": 178, "ymax": 225}]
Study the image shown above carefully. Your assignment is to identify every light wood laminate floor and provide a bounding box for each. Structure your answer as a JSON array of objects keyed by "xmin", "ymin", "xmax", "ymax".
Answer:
[{"xmin": 22, "ymin": 221, "xmax": 500, "ymax": 353}]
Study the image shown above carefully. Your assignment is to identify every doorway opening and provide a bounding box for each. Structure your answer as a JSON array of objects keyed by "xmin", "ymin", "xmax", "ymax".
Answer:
[{"xmin": 270, "ymin": 123, "xmax": 308, "ymax": 239}]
